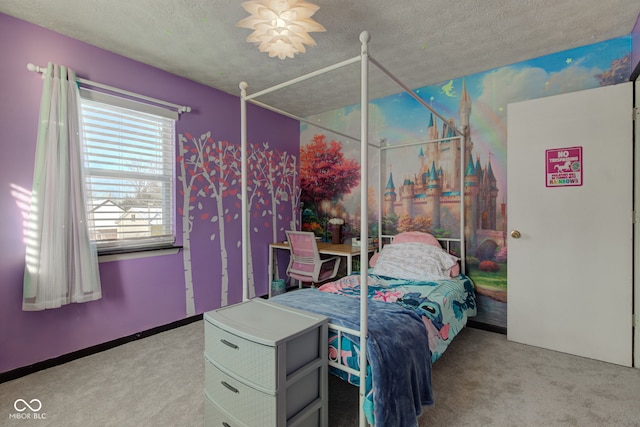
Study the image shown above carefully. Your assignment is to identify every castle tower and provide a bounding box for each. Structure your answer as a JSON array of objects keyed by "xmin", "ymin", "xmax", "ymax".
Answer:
[
  {"xmin": 475, "ymin": 156, "xmax": 484, "ymax": 186},
  {"xmin": 464, "ymin": 153, "xmax": 479, "ymax": 254},
  {"xmin": 475, "ymin": 156, "xmax": 487, "ymax": 229},
  {"xmin": 425, "ymin": 161, "xmax": 442, "ymax": 229},
  {"xmin": 459, "ymin": 79, "xmax": 471, "ymax": 134},
  {"xmin": 439, "ymin": 120, "xmax": 458, "ymax": 192},
  {"xmin": 400, "ymin": 176, "xmax": 415, "ymax": 218},
  {"xmin": 384, "ymin": 166, "xmax": 397, "ymax": 216},
  {"xmin": 459, "ymin": 79, "xmax": 474, "ymax": 189},
  {"xmin": 425, "ymin": 113, "xmax": 439, "ymax": 161},
  {"xmin": 485, "ymin": 159, "xmax": 499, "ymax": 230},
  {"xmin": 417, "ymin": 147, "xmax": 428, "ymax": 194},
  {"xmin": 428, "ymin": 112, "xmax": 439, "ymax": 141}
]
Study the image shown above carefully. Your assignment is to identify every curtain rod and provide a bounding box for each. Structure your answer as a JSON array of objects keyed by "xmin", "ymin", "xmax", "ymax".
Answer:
[{"xmin": 27, "ymin": 63, "xmax": 191, "ymax": 115}]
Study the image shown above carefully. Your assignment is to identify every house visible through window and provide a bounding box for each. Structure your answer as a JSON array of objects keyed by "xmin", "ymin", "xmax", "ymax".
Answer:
[{"xmin": 79, "ymin": 89, "xmax": 176, "ymax": 253}]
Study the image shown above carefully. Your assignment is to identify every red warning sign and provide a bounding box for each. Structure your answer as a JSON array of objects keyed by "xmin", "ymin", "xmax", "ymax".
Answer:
[{"xmin": 545, "ymin": 146, "xmax": 582, "ymax": 188}]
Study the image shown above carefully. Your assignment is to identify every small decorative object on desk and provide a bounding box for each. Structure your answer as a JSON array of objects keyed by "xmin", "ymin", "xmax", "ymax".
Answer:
[{"xmin": 328, "ymin": 218, "xmax": 344, "ymax": 244}]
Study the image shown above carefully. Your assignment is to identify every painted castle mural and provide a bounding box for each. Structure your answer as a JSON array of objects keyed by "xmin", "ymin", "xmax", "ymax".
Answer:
[
  {"xmin": 300, "ymin": 36, "xmax": 632, "ymax": 328},
  {"xmin": 382, "ymin": 82, "xmax": 501, "ymax": 253}
]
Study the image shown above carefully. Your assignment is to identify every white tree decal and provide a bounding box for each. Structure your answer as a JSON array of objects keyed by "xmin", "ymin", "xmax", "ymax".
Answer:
[
  {"xmin": 177, "ymin": 132, "xmax": 203, "ymax": 317},
  {"xmin": 178, "ymin": 132, "xmax": 297, "ymax": 311}
]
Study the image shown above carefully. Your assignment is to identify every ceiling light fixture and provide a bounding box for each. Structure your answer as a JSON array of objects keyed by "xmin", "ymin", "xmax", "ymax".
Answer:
[{"xmin": 236, "ymin": 0, "xmax": 326, "ymax": 60}]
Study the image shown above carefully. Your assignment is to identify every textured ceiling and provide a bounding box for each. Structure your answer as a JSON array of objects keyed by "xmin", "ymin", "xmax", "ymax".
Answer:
[{"xmin": 1, "ymin": 0, "xmax": 638, "ymax": 117}]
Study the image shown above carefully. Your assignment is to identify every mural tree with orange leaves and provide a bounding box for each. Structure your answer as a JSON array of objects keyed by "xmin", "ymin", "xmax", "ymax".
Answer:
[{"xmin": 300, "ymin": 134, "xmax": 360, "ymax": 228}]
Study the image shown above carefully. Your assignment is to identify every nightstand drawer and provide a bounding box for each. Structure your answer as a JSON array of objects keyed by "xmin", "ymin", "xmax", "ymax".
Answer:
[
  {"xmin": 204, "ymin": 391, "xmax": 248, "ymax": 427},
  {"xmin": 204, "ymin": 390, "xmax": 247, "ymax": 427},
  {"xmin": 205, "ymin": 357, "xmax": 276, "ymax": 426},
  {"xmin": 205, "ymin": 322, "xmax": 277, "ymax": 390}
]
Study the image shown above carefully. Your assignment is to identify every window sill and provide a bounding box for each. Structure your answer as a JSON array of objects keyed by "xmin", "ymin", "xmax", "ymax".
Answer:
[{"xmin": 98, "ymin": 246, "xmax": 182, "ymax": 263}]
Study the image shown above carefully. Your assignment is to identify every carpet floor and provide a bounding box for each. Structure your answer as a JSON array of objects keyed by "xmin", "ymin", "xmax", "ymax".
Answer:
[{"xmin": 1, "ymin": 321, "xmax": 639, "ymax": 426}]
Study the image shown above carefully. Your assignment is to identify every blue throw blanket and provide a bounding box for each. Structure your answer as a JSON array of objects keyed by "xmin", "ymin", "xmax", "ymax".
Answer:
[{"xmin": 271, "ymin": 288, "xmax": 433, "ymax": 427}]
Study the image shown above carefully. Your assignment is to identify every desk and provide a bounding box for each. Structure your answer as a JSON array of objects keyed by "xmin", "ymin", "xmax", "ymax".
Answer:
[{"xmin": 268, "ymin": 242, "xmax": 376, "ymax": 298}]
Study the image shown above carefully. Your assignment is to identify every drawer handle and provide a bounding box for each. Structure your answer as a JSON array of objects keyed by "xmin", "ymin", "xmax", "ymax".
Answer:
[
  {"xmin": 220, "ymin": 339, "xmax": 238, "ymax": 349},
  {"xmin": 222, "ymin": 423, "xmax": 231, "ymax": 427},
  {"xmin": 221, "ymin": 381, "xmax": 239, "ymax": 394}
]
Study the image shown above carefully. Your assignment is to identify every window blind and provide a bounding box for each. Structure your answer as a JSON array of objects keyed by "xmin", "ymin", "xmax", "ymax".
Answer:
[{"xmin": 80, "ymin": 91, "xmax": 176, "ymax": 252}]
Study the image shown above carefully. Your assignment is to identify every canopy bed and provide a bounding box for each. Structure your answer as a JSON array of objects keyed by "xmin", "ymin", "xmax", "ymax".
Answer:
[{"xmin": 239, "ymin": 31, "xmax": 476, "ymax": 427}]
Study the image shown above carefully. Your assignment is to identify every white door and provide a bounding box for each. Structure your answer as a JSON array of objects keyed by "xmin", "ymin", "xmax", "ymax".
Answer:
[{"xmin": 507, "ymin": 83, "xmax": 632, "ymax": 367}]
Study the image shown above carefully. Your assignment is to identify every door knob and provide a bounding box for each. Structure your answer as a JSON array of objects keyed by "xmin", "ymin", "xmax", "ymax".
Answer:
[{"xmin": 510, "ymin": 230, "xmax": 521, "ymax": 239}]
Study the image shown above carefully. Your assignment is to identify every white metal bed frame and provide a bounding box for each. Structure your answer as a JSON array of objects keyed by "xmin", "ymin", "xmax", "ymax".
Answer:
[{"xmin": 240, "ymin": 31, "xmax": 466, "ymax": 427}]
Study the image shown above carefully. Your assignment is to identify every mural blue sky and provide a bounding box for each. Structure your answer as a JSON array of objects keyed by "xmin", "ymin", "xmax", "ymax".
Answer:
[{"xmin": 301, "ymin": 35, "xmax": 632, "ymax": 214}]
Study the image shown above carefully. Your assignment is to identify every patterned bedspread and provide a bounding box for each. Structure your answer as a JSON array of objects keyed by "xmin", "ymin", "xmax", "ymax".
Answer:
[
  {"xmin": 320, "ymin": 272, "xmax": 477, "ymax": 361},
  {"xmin": 271, "ymin": 272, "xmax": 476, "ymax": 427}
]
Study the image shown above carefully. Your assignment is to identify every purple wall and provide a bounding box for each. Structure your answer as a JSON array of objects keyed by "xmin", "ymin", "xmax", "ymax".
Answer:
[{"xmin": 0, "ymin": 13, "xmax": 299, "ymax": 374}]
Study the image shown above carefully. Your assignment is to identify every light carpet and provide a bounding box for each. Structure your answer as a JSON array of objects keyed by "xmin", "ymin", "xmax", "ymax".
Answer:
[{"xmin": 1, "ymin": 321, "xmax": 639, "ymax": 426}]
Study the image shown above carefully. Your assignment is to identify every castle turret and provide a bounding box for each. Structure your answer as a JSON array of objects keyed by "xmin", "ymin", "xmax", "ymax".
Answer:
[
  {"xmin": 475, "ymin": 156, "xmax": 484, "ymax": 184},
  {"xmin": 459, "ymin": 79, "xmax": 471, "ymax": 132},
  {"xmin": 400, "ymin": 176, "xmax": 415, "ymax": 218},
  {"xmin": 459, "ymin": 79, "xmax": 474, "ymax": 165},
  {"xmin": 425, "ymin": 113, "xmax": 439, "ymax": 165},
  {"xmin": 425, "ymin": 162, "xmax": 442, "ymax": 229},
  {"xmin": 384, "ymin": 167, "xmax": 397, "ymax": 216},
  {"xmin": 428, "ymin": 113, "xmax": 439, "ymax": 141},
  {"xmin": 485, "ymin": 159, "xmax": 498, "ymax": 229},
  {"xmin": 464, "ymin": 153, "xmax": 478, "ymax": 188},
  {"xmin": 464, "ymin": 153, "xmax": 479, "ymax": 254}
]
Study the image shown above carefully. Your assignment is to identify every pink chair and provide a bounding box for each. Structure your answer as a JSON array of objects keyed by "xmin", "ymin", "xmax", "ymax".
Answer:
[{"xmin": 285, "ymin": 231, "xmax": 341, "ymax": 286}]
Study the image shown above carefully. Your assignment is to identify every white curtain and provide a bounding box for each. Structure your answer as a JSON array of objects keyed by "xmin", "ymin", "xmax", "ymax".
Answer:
[{"xmin": 23, "ymin": 63, "xmax": 102, "ymax": 311}]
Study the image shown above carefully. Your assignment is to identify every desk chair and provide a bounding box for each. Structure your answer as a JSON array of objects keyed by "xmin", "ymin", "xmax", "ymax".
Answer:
[{"xmin": 285, "ymin": 230, "xmax": 341, "ymax": 287}]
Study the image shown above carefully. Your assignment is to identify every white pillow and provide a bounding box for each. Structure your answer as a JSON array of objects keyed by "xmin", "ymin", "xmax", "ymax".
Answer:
[{"xmin": 371, "ymin": 242, "xmax": 458, "ymax": 282}]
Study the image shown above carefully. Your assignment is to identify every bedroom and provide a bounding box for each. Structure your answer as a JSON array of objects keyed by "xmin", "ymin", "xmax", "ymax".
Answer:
[{"xmin": 1, "ymin": 1, "xmax": 640, "ymax": 425}]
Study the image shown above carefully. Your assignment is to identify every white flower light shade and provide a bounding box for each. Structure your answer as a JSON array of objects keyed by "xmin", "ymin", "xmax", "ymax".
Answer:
[{"xmin": 237, "ymin": 0, "xmax": 326, "ymax": 60}]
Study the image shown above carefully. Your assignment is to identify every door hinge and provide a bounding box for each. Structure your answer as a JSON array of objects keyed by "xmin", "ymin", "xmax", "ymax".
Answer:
[
  {"xmin": 635, "ymin": 107, "xmax": 640, "ymax": 121},
  {"xmin": 634, "ymin": 211, "xmax": 639, "ymax": 223},
  {"xmin": 634, "ymin": 314, "xmax": 639, "ymax": 328}
]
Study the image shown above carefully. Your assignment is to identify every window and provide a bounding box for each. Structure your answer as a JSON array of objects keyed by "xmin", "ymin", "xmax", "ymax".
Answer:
[{"xmin": 79, "ymin": 89, "xmax": 176, "ymax": 253}]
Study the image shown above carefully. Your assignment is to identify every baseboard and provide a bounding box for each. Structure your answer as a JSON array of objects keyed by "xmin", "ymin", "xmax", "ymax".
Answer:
[
  {"xmin": 0, "ymin": 314, "xmax": 203, "ymax": 384},
  {"xmin": 467, "ymin": 319, "xmax": 507, "ymax": 335}
]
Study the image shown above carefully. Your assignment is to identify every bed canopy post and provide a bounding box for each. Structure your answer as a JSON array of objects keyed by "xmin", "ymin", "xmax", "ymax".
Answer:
[
  {"xmin": 358, "ymin": 30, "xmax": 370, "ymax": 427},
  {"xmin": 240, "ymin": 81, "xmax": 249, "ymax": 302},
  {"xmin": 459, "ymin": 134, "xmax": 466, "ymax": 274}
]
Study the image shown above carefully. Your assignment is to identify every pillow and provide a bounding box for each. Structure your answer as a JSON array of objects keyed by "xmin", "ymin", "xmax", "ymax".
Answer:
[
  {"xmin": 371, "ymin": 242, "xmax": 458, "ymax": 282},
  {"xmin": 370, "ymin": 232, "xmax": 460, "ymax": 277},
  {"xmin": 370, "ymin": 232, "xmax": 441, "ymax": 268},
  {"xmin": 392, "ymin": 231, "xmax": 441, "ymax": 246}
]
